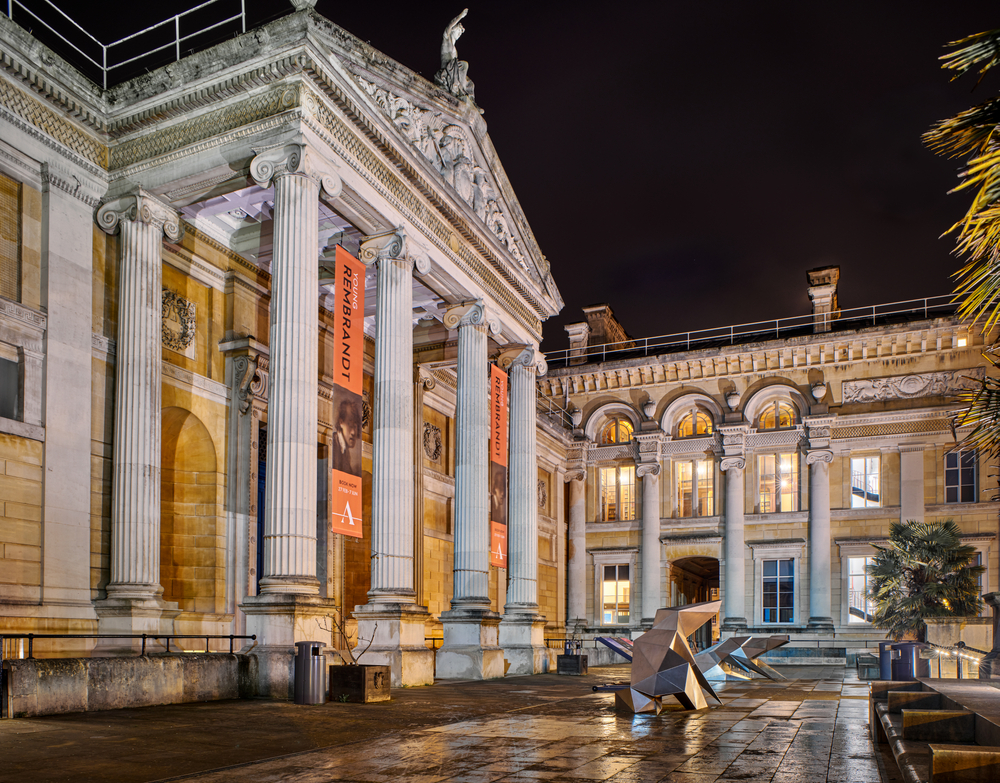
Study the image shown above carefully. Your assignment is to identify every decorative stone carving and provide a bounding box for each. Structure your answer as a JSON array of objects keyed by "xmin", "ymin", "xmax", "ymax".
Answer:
[
  {"xmin": 361, "ymin": 389, "xmax": 371, "ymax": 432},
  {"xmin": 843, "ymin": 369, "xmax": 985, "ymax": 403},
  {"xmin": 359, "ymin": 229, "xmax": 405, "ymax": 266},
  {"xmin": 726, "ymin": 391, "xmax": 741, "ymax": 411},
  {"xmin": 806, "ymin": 450, "xmax": 834, "ymax": 465},
  {"xmin": 97, "ymin": 191, "xmax": 180, "ymax": 240},
  {"xmin": 234, "ymin": 355, "xmax": 268, "ymax": 416},
  {"xmin": 353, "ymin": 78, "xmax": 528, "ymax": 273},
  {"xmin": 249, "ymin": 141, "xmax": 341, "ymax": 198},
  {"xmin": 811, "ymin": 382, "xmax": 827, "ymax": 401},
  {"xmin": 161, "ymin": 290, "xmax": 196, "ymax": 355},
  {"xmin": 423, "ymin": 422, "xmax": 443, "ymax": 462},
  {"xmin": 434, "ymin": 9, "xmax": 475, "ymax": 101},
  {"xmin": 720, "ymin": 457, "xmax": 746, "ymax": 472},
  {"xmin": 564, "ymin": 468, "xmax": 586, "ymax": 483},
  {"xmin": 537, "ymin": 480, "xmax": 547, "ymax": 509},
  {"xmin": 444, "ymin": 301, "xmax": 500, "ymax": 335},
  {"xmin": 497, "ymin": 344, "xmax": 546, "ymax": 376},
  {"xmin": 636, "ymin": 463, "xmax": 661, "ymax": 478}
]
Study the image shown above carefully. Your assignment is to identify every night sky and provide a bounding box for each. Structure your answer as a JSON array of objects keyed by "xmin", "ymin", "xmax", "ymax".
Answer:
[{"xmin": 54, "ymin": 1, "xmax": 1000, "ymax": 348}]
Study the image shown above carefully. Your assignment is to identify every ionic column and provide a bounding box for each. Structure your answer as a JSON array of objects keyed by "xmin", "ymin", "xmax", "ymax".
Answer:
[
  {"xmin": 566, "ymin": 470, "xmax": 587, "ymax": 626},
  {"xmin": 96, "ymin": 191, "xmax": 180, "ymax": 600},
  {"xmin": 447, "ymin": 301, "xmax": 494, "ymax": 609},
  {"xmin": 638, "ymin": 464, "xmax": 662, "ymax": 622},
  {"xmin": 437, "ymin": 302, "xmax": 504, "ymax": 680},
  {"xmin": 502, "ymin": 345, "xmax": 546, "ymax": 611},
  {"xmin": 249, "ymin": 143, "xmax": 339, "ymax": 595},
  {"xmin": 807, "ymin": 449, "xmax": 834, "ymax": 631},
  {"xmin": 721, "ymin": 457, "xmax": 747, "ymax": 631}
]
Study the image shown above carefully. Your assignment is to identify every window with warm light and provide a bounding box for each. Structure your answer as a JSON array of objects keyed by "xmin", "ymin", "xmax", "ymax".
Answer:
[
  {"xmin": 600, "ymin": 417, "xmax": 633, "ymax": 445},
  {"xmin": 945, "ymin": 450, "xmax": 976, "ymax": 504},
  {"xmin": 677, "ymin": 410, "xmax": 713, "ymax": 438},
  {"xmin": 847, "ymin": 556, "xmax": 875, "ymax": 623},
  {"xmin": 676, "ymin": 458, "xmax": 714, "ymax": 516},
  {"xmin": 758, "ymin": 452, "xmax": 798, "ymax": 512},
  {"xmin": 762, "ymin": 558, "xmax": 794, "ymax": 623},
  {"xmin": 757, "ymin": 401, "xmax": 796, "ymax": 430},
  {"xmin": 602, "ymin": 564, "xmax": 630, "ymax": 624},
  {"xmin": 851, "ymin": 456, "xmax": 881, "ymax": 508},
  {"xmin": 600, "ymin": 465, "xmax": 635, "ymax": 521}
]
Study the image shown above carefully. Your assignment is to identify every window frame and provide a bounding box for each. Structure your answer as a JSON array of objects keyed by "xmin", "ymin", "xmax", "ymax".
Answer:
[
  {"xmin": 600, "ymin": 416, "xmax": 634, "ymax": 445},
  {"xmin": 761, "ymin": 557, "xmax": 796, "ymax": 624},
  {"xmin": 945, "ymin": 450, "xmax": 977, "ymax": 505},
  {"xmin": 750, "ymin": 541, "xmax": 803, "ymax": 627},
  {"xmin": 599, "ymin": 463, "xmax": 636, "ymax": 522},
  {"xmin": 757, "ymin": 400, "xmax": 797, "ymax": 431},
  {"xmin": 850, "ymin": 454, "xmax": 882, "ymax": 509},
  {"xmin": 674, "ymin": 456, "xmax": 715, "ymax": 518},
  {"xmin": 591, "ymin": 548, "xmax": 638, "ymax": 628},
  {"xmin": 757, "ymin": 451, "xmax": 800, "ymax": 514},
  {"xmin": 677, "ymin": 408, "xmax": 713, "ymax": 438}
]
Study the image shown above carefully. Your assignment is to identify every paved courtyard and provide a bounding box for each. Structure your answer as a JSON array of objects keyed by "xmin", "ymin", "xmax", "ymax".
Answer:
[{"xmin": 0, "ymin": 664, "xmax": 886, "ymax": 783}]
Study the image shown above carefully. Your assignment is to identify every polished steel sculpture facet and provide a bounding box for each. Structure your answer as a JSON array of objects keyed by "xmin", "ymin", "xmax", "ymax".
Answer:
[
  {"xmin": 616, "ymin": 600, "xmax": 722, "ymax": 713},
  {"xmin": 696, "ymin": 634, "xmax": 790, "ymax": 681}
]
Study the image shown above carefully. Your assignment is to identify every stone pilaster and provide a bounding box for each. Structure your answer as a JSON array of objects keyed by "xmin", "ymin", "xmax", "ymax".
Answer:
[
  {"xmin": 498, "ymin": 345, "xmax": 548, "ymax": 675},
  {"xmin": 352, "ymin": 230, "xmax": 433, "ymax": 687},
  {"xmin": 807, "ymin": 450, "xmax": 834, "ymax": 631},
  {"xmin": 93, "ymin": 190, "xmax": 181, "ymax": 650},
  {"xmin": 637, "ymin": 463, "xmax": 662, "ymax": 623},
  {"xmin": 437, "ymin": 301, "xmax": 504, "ymax": 680},
  {"xmin": 900, "ymin": 444, "xmax": 927, "ymax": 524},
  {"xmin": 566, "ymin": 467, "xmax": 587, "ymax": 628},
  {"xmin": 238, "ymin": 142, "xmax": 341, "ymax": 697}
]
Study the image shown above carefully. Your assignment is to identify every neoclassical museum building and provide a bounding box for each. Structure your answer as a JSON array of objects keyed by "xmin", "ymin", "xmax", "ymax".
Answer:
[{"xmin": 0, "ymin": 2, "xmax": 994, "ymax": 697}]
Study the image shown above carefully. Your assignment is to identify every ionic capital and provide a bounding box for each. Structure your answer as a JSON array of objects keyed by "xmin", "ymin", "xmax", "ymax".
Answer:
[
  {"xmin": 444, "ymin": 300, "xmax": 500, "ymax": 334},
  {"xmin": 96, "ymin": 190, "xmax": 180, "ymax": 240},
  {"xmin": 497, "ymin": 343, "xmax": 546, "ymax": 376},
  {"xmin": 249, "ymin": 141, "xmax": 341, "ymax": 198},
  {"xmin": 564, "ymin": 468, "xmax": 586, "ymax": 483},
  {"xmin": 720, "ymin": 457, "xmax": 746, "ymax": 473},
  {"xmin": 636, "ymin": 463, "xmax": 661, "ymax": 478},
  {"xmin": 806, "ymin": 449, "xmax": 834, "ymax": 466},
  {"xmin": 359, "ymin": 229, "xmax": 406, "ymax": 267}
]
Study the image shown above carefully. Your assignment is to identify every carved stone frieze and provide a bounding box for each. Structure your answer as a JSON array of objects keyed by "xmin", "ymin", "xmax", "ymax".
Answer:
[
  {"xmin": 423, "ymin": 422, "xmax": 443, "ymax": 462},
  {"xmin": 161, "ymin": 289, "xmax": 196, "ymax": 356},
  {"xmin": 354, "ymin": 76, "xmax": 529, "ymax": 273},
  {"xmin": 842, "ymin": 368, "xmax": 986, "ymax": 403}
]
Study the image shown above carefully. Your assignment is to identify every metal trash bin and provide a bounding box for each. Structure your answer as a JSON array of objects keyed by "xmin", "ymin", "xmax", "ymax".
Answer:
[
  {"xmin": 891, "ymin": 642, "xmax": 930, "ymax": 681},
  {"xmin": 294, "ymin": 641, "xmax": 326, "ymax": 704},
  {"xmin": 878, "ymin": 641, "xmax": 894, "ymax": 680}
]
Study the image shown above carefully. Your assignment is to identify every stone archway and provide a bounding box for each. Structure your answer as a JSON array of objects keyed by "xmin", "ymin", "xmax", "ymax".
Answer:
[
  {"xmin": 668, "ymin": 556, "xmax": 720, "ymax": 649},
  {"xmin": 160, "ymin": 407, "xmax": 221, "ymax": 615}
]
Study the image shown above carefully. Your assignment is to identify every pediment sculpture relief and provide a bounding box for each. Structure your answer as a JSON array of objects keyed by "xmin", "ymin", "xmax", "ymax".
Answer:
[
  {"xmin": 842, "ymin": 368, "xmax": 985, "ymax": 403},
  {"xmin": 355, "ymin": 77, "xmax": 532, "ymax": 278}
]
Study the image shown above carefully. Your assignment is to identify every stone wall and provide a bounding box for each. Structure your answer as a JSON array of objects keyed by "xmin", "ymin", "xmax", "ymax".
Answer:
[{"xmin": 3, "ymin": 653, "xmax": 257, "ymax": 718}]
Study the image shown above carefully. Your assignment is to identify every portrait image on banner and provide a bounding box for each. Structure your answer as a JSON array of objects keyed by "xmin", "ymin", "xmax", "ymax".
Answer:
[
  {"xmin": 489, "ymin": 364, "xmax": 508, "ymax": 568},
  {"xmin": 330, "ymin": 245, "xmax": 365, "ymax": 539}
]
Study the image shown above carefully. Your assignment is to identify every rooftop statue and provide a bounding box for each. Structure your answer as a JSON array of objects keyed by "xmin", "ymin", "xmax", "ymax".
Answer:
[{"xmin": 435, "ymin": 9, "xmax": 476, "ymax": 102}]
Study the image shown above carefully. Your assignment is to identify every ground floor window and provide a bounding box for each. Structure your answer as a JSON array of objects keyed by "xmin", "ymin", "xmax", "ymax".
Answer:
[
  {"xmin": 847, "ymin": 556, "xmax": 875, "ymax": 623},
  {"xmin": 602, "ymin": 564, "xmax": 630, "ymax": 624},
  {"xmin": 762, "ymin": 558, "xmax": 794, "ymax": 623}
]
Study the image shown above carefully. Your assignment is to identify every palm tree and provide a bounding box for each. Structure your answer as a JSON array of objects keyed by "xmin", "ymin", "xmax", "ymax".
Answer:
[
  {"xmin": 867, "ymin": 519, "xmax": 984, "ymax": 642},
  {"xmin": 925, "ymin": 29, "xmax": 1000, "ymax": 458}
]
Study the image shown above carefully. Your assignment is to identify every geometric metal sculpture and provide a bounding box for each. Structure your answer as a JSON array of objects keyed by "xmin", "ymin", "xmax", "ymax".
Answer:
[
  {"xmin": 742, "ymin": 634, "xmax": 790, "ymax": 680},
  {"xmin": 616, "ymin": 600, "xmax": 722, "ymax": 713},
  {"xmin": 695, "ymin": 634, "xmax": 790, "ymax": 681}
]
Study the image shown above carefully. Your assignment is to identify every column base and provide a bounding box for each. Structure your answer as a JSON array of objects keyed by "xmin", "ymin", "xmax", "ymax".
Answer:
[
  {"xmin": 499, "ymin": 612, "xmax": 551, "ymax": 675},
  {"xmin": 352, "ymin": 602, "xmax": 434, "ymax": 687},
  {"xmin": 807, "ymin": 617, "xmax": 835, "ymax": 633},
  {"xmin": 720, "ymin": 616, "xmax": 748, "ymax": 634},
  {"xmin": 93, "ymin": 588, "xmax": 179, "ymax": 655},
  {"xmin": 437, "ymin": 607, "xmax": 504, "ymax": 680},
  {"xmin": 240, "ymin": 592, "xmax": 339, "ymax": 699}
]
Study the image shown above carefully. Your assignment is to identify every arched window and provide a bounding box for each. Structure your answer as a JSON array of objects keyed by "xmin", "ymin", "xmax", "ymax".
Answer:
[
  {"xmin": 601, "ymin": 417, "xmax": 633, "ymax": 445},
  {"xmin": 677, "ymin": 410, "xmax": 713, "ymax": 438},
  {"xmin": 757, "ymin": 401, "xmax": 796, "ymax": 430}
]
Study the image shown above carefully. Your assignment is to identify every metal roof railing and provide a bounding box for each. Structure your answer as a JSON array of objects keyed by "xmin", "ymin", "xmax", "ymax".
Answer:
[
  {"xmin": 3, "ymin": 0, "xmax": 247, "ymax": 88},
  {"xmin": 545, "ymin": 294, "xmax": 959, "ymax": 369}
]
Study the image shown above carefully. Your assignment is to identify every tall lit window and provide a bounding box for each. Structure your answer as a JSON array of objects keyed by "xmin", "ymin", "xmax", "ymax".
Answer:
[
  {"xmin": 601, "ymin": 417, "xmax": 633, "ymax": 445},
  {"xmin": 762, "ymin": 558, "xmax": 794, "ymax": 623},
  {"xmin": 758, "ymin": 401, "xmax": 796, "ymax": 430},
  {"xmin": 677, "ymin": 410, "xmax": 712, "ymax": 438},
  {"xmin": 945, "ymin": 451, "xmax": 976, "ymax": 504},
  {"xmin": 758, "ymin": 453, "xmax": 798, "ymax": 513},
  {"xmin": 600, "ymin": 465, "xmax": 635, "ymax": 521},
  {"xmin": 0, "ymin": 171, "xmax": 21, "ymax": 303},
  {"xmin": 851, "ymin": 456, "xmax": 881, "ymax": 508},
  {"xmin": 602, "ymin": 564, "xmax": 630, "ymax": 624},
  {"xmin": 676, "ymin": 459, "xmax": 714, "ymax": 516},
  {"xmin": 847, "ymin": 556, "xmax": 875, "ymax": 624}
]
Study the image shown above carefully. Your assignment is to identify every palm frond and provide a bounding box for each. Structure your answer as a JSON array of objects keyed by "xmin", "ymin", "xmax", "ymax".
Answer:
[
  {"xmin": 940, "ymin": 28, "xmax": 1000, "ymax": 81},
  {"xmin": 924, "ymin": 99, "xmax": 1000, "ymax": 158}
]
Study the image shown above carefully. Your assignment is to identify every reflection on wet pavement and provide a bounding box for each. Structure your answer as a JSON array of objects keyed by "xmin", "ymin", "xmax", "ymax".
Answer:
[{"xmin": 179, "ymin": 665, "xmax": 880, "ymax": 783}]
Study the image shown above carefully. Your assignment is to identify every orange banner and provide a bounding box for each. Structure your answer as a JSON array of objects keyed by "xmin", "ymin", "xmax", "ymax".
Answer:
[
  {"xmin": 489, "ymin": 364, "xmax": 508, "ymax": 568},
  {"xmin": 331, "ymin": 246, "xmax": 365, "ymax": 539}
]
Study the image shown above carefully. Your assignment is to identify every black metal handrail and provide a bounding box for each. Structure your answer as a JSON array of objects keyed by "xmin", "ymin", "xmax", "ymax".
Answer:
[{"xmin": 1, "ymin": 633, "xmax": 256, "ymax": 659}]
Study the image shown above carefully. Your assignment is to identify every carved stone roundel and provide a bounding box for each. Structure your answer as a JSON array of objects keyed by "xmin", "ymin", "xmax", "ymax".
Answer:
[
  {"xmin": 162, "ymin": 290, "xmax": 195, "ymax": 351},
  {"xmin": 423, "ymin": 423, "xmax": 442, "ymax": 462},
  {"xmin": 538, "ymin": 480, "xmax": 547, "ymax": 509}
]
